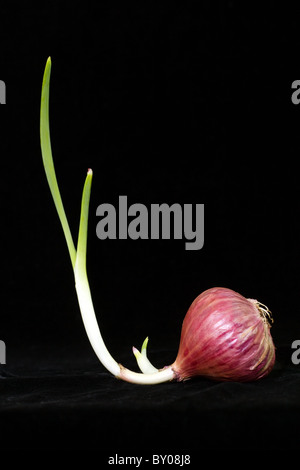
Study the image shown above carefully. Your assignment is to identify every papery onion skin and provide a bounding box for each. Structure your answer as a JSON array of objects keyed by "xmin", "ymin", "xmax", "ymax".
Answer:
[{"xmin": 172, "ymin": 287, "xmax": 275, "ymax": 382}]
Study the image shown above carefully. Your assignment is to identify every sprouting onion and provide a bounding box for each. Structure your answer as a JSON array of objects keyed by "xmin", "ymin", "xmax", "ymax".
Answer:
[{"xmin": 40, "ymin": 58, "xmax": 275, "ymax": 385}]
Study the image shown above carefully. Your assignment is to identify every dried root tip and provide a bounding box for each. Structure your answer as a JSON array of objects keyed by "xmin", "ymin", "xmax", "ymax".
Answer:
[{"xmin": 254, "ymin": 300, "xmax": 274, "ymax": 326}]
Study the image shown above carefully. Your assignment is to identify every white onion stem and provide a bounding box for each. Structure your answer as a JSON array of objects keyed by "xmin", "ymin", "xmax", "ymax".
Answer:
[
  {"xmin": 75, "ymin": 170, "xmax": 175, "ymax": 384},
  {"xmin": 74, "ymin": 176, "xmax": 120, "ymax": 376},
  {"xmin": 119, "ymin": 365, "xmax": 175, "ymax": 384}
]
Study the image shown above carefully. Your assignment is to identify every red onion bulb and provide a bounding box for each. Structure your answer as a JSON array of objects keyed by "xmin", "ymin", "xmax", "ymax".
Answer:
[{"xmin": 172, "ymin": 287, "xmax": 275, "ymax": 382}]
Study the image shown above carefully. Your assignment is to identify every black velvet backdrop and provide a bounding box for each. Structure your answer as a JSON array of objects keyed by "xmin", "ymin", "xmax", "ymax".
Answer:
[{"xmin": 1, "ymin": 1, "xmax": 300, "ymax": 456}]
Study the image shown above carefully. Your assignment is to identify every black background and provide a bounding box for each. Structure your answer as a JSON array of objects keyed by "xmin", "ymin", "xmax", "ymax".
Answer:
[{"xmin": 1, "ymin": 0, "xmax": 300, "ymax": 455}]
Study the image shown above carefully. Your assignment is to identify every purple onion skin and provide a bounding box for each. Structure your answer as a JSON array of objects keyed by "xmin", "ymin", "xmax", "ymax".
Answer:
[{"xmin": 172, "ymin": 287, "xmax": 275, "ymax": 382}]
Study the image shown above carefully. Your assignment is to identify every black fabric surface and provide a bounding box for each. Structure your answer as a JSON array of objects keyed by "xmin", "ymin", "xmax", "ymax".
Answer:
[
  {"xmin": 2, "ymin": 1, "xmax": 300, "ymax": 457},
  {"xmin": 0, "ymin": 347, "xmax": 299, "ymax": 452}
]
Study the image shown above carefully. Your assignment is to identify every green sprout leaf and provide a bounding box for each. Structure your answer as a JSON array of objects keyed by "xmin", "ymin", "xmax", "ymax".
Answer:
[
  {"xmin": 75, "ymin": 169, "xmax": 93, "ymax": 278},
  {"xmin": 40, "ymin": 56, "xmax": 76, "ymax": 268}
]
